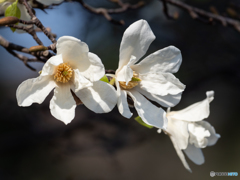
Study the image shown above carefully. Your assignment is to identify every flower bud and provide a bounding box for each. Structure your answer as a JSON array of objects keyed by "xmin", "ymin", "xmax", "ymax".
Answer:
[
  {"xmin": 0, "ymin": 16, "xmax": 19, "ymax": 26},
  {"xmin": 29, "ymin": 45, "xmax": 48, "ymax": 52}
]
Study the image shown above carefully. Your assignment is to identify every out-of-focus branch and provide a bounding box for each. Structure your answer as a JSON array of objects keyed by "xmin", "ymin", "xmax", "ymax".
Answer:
[
  {"xmin": 0, "ymin": 35, "xmax": 50, "ymax": 71},
  {"xmin": 70, "ymin": 0, "xmax": 145, "ymax": 25},
  {"xmin": 7, "ymin": 24, "xmax": 43, "ymax": 45},
  {"xmin": 160, "ymin": 0, "xmax": 240, "ymax": 32},
  {"xmin": 20, "ymin": 0, "xmax": 57, "ymax": 43}
]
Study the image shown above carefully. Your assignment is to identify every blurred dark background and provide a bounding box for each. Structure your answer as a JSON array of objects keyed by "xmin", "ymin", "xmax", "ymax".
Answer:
[{"xmin": 0, "ymin": 0, "xmax": 240, "ymax": 179}]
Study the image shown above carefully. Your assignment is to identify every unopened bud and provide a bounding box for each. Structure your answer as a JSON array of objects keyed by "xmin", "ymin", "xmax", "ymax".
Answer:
[
  {"xmin": 0, "ymin": 16, "xmax": 19, "ymax": 26},
  {"xmin": 29, "ymin": 45, "xmax": 48, "ymax": 52}
]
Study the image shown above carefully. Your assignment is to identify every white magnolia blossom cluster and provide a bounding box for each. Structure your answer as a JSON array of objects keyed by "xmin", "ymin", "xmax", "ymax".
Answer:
[{"xmin": 16, "ymin": 20, "xmax": 220, "ymax": 171}]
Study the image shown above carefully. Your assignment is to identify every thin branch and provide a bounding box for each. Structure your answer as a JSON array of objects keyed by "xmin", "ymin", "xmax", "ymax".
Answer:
[
  {"xmin": 160, "ymin": 0, "xmax": 240, "ymax": 32},
  {"xmin": 7, "ymin": 24, "xmax": 43, "ymax": 45},
  {"xmin": 72, "ymin": 0, "xmax": 145, "ymax": 25},
  {"xmin": 21, "ymin": 0, "xmax": 57, "ymax": 43}
]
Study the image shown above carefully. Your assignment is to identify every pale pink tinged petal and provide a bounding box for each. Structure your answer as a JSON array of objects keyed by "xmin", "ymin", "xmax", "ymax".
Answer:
[
  {"xmin": 131, "ymin": 46, "xmax": 182, "ymax": 74},
  {"xmin": 138, "ymin": 73, "xmax": 185, "ymax": 96},
  {"xmin": 168, "ymin": 91, "xmax": 214, "ymax": 122},
  {"xmin": 197, "ymin": 121, "xmax": 220, "ymax": 146},
  {"xmin": 50, "ymin": 83, "xmax": 76, "ymax": 124},
  {"xmin": 183, "ymin": 144, "xmax": 205, "ymax": 165},
  {"xmin": 127, "ymin": 90, "xmax": 167, "ymax": 129},
  {"xmin": 119, "ymin": 20, "xmax": 155, "ymax": 69},
  {"xmin": 56, "ymin": 36, "xmax": 90, "ymax": 72},
  {"xmin": 167, "ymin": 117, "xmax": 189, "ymax": 150},
  {"xmin": 17, "ymin": 76, "xmax": 56, "ymax": 106},
  {"xmin": 80, "ymin": 52, "xmax": 105, "ymax": 82},
  {"xmin": 41, "ymin": 54, "xmax": 63, "ymax": 76},
  {"xmin": 72, "ymin": 69, "xmax": 93, "ymax": 92},
  {"xmin": 36, "ymin": 0, "xmax": 64, "ymax": 6},
  {"xmin": 169, "ymin": 136, "xmax": 192, "ymax": 172},
  {"xmin": 135, "ymin": 86, "xmax": 182, "ymax": 107},
  {"xmin": 115, "ymin": 80, "xmax": 132, "ymax": 118},
  {"xmin": 75, "ymin": 81, "xmax": 117, "ymax": 113}
]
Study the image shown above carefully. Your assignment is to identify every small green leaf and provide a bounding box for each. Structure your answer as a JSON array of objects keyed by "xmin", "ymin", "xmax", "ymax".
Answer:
[
  {"xmin": 134, "ymin": 116, "xmax": 154, "ymax": 129},
  {"xmin": 5, "ymin": 0, "xmax": 21, "ymax": 32},
  {"xmin": 100, "ymin": 75, "xmax": 109, "ymax": 83},
  {"xmin": 131, "ymin": 77, "xmax": 141, "ymax": 82},
  {"xmin": 109, "ymin": 77, "xmax": 115, "ymax": 85}
]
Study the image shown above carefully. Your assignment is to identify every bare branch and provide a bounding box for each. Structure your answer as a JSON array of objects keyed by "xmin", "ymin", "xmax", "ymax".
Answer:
[
  {"xmin": 72, "ymin": 0, "xmax": 145, "ymax": 25},
  {"xmin": 160, "ymin": 0, "xmax": 240, "ymax": 32}
]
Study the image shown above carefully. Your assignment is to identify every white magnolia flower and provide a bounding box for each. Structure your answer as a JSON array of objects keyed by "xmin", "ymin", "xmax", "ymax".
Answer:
[
  {"xmin": 17, "ymin": 36, "xmax": 118, "ymax": 124},
  {"xmin": 111, "ymin": 19, "xmax": 185, "ymax": 129},
  {"xmin": 161, "ymin": 91, "xmax": 220, "ymax": 172}
]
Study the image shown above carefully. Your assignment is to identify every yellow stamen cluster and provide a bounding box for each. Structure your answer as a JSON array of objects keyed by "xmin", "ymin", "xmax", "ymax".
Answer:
[
  {"xmin": 54, "ymin": 63, "xmax": 73, "ymax": 83},
  {"xmin": 119, "ymin": 72, "xmax": 141, "ymax": 90}
]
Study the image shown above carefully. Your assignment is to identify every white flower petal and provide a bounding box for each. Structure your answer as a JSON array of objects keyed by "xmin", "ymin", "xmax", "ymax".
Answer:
[
  {"xmin": 119, "ymin": 20, "xmax": 155, "ymax": 69},
  {"xmin": 17, "ymin": 75, "xmax": 56, "ymax": 106},
  {"xmin": 41, "ymin": 54, "xmax": 63, "ymax": 76},
  {"xmin": 169, "ymin": 136, "xmax": 192, "ymax": 172},
  {"xmin": 138, "ymin": 72, "xmax": 185, "ymax": 96},
  {"xmin": 167, "ymin": 117, "xmax": 189, "ymax": 150},
  {"xmin": 135, "ymin": 86, "xmax": 182, "ymax": 107},
  {"xmin": 183, "ymin": 144, "xmax": 205, "ymax": 165},
  {"xmin": 127, "ymin": 90, "xmax": 167, "ymax": 129},
  {"xmin": 72, "ymin": 69, "xmax": 93, "ymax": 92},
  {"xmin": 56, "ymin": 36, "xmax": 90, "ymax": 72},
  {"xmin": 132, "ymin": 46, "xmax": 182, "ymax": 74},
  {"xmin": 36, "ymin": 0, "xmax": 64, "ymax": 6},
  {"xmin": 168, "ymin": 91, "xmax": 214, "ymax": 122},
  {"xmin": 188, "ymin": 123, "xmax": 210, "ymax": 148},
  {"xmin": 116, "ymin": 80, "xmax": 132, "ymax": 118},
  {"xmin": 75, "ymin": 81, "xmax": 117, "ymax": 113},
  {"xmin": 79, "ymin": 52, "xmax": 105, "ymax": 82},
  {"xmin": 50, "ymin": 83, "xmax": 76, "ymax": 124},
  {"xmin": 116, "ymin": 65, "xmax": 133, "ymax": 85},
  {"xmin": 197, "ymin": 121, "xmax": 220, "ymax": 146}
]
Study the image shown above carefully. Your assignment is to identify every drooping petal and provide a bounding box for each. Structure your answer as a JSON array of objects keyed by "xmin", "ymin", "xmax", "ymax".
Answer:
[
  {"xmin": 36, "ymin": 0, "xmax": 64, "ymax": 6},
  {"xmin": 183, "ymin": 144, "xmax": 205, "ymax": 165},
  {"xmin": 169, "ymin": 136, "xmax": 192, "ymax": 172},
  {"xmin": 41, "ymin": 54, "xmax": 63, "ymax": 76},
  {"xmin": 75, "ymin": 81, "xmax": 117, "ymax": 113},
  {"xmin": 138, "ymin": 72, "xmax": 185, "ymax": 96},
  {"xmin": 116, "ymin": 65, "xmax": 133, "ymax": 84},
  {"xmin": 127, "ymin": 90, "xmax": 167, "ymax": 129},
  {"xmin": 131, "ymin": 46, "xmax": 182, "ymax": 74},
  {"xmin": 135, "ymin": 86, "xmax": 182, "ymax": 107},
  {"xmin": 167, "ymin": 91, "xmax": 214, "ymax": 122},
  {"xmin": 119, "ymin": 20, "xmax": 155, "ymax": 69},
  {"xmin": 167, "ymin": 117, "xmax": 189, "ymax": 150},
  {"xmin": 115, "ymin": 80, "xmax": 132, "ymax": 118},
  {"xmin": 50, "ymin": 83, "xmax": 76, "ymax": 124},
  {"xmin": 17, "ymin": 76, "xmax": 56, "ymax": 106},
  {"xmin": 56, "ymin": 36, "xmax": 90, "ymax": 72},
  {"xmin": 197, "ymin": 121, "xmax": 220, "ymax": 146},
  {"xmin": 72, "ymin": 69, "xmax": 93, "ymax": 92},
  {"xmin": 79, "ymin": 52, "xmax": 105, "ymax": 82}
]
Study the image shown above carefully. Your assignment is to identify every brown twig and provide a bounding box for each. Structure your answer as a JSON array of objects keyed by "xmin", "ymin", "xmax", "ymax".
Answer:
[
  {"xmin": 73, "ymin": 0, "xmax": 145, "ymax": 25},
  {"xmin": 160, "ymin": 0, "xmax": 240, "ymax": 32},
  {"xmin": 7, "ymin": 24, "xmax": 43, "ymax": 45},
  {"xmin": 21, "ymin": 0, "xmax": 57, "ymax": 43},
  {"xmin": 0, "ymin": 35, "xmax": 49, "ymax": 71}
]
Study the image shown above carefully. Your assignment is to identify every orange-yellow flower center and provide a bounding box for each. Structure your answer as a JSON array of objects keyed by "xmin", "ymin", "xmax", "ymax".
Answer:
[
  {"xmin": 119, "ymin": 72, "xmax": 141, "ymax": 90},
  {"xmin": 54, "ymin": 63, "xmax": 73, "ymax": 83}
]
